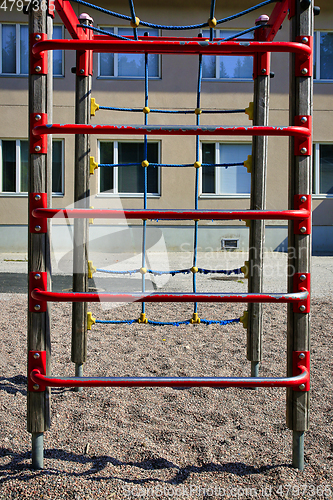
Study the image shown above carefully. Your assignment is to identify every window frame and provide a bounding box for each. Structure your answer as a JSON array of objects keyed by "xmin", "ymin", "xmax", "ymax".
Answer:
[
  {"xmin": 314, "ymin": 30, "xmax": 333, "ymax": 82},
  {"xmin": 0, "ymin": 138, "xmax": 64, "ymax": 196},
  {"xmin": 0, "ymin": 23, "xmax": 64, "ymax": 77},
  {"xmin": 200, "ymin": 141, "xmax": 252, "ymax": 199},
  {"xmin": 201, "ymin": 29, "xmax": 254, "ymax": 82},
  {"xmin": 97, "ymin": 26, "xmax": 161, "ymax": 79},
  {"xmin": 312, "ymin": 142, "xmax": 333, "ymax": 198},
  {"xmin": 52, "ymin": 24, "xmax": 65, "ymax": 78},
  {"xmin": 97, "ymin": 139, "xmax": 161, "ymax": 197}
]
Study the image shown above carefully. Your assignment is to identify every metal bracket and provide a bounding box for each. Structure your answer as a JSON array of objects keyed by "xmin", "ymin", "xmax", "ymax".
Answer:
[
  {"xmin": 294, "ymin": 115, "xmax": 312, "ymax": 156},
  {"xmin": 293, "ymin": 272, "xmax": 310, "ymax": 313},
  {"xmin": 294, "ymin": 194, "xmax": 311, "ymax": 235},
  {"xmin": 30, "ymin": 193, "xmax": 47, "ymax": 234},
  {"xmin": 30, "ymin": 113, "xmax": 48, "ymax": 154},
  {"xmin": 253, "ymin": 51, "xmax": 270, "ymax": 79},
  {"xmin": 30, "ymin": 33, "xmax": 48, "ymax": 75},
  {"xmin": 292, "ymin": 351, "xmax": 310, "ymax": 391},
  {"xmin": 29, "ymin": 272, "xmax": 47, "ymax": 313},
  {"xmin": 28, "ymin": 350, "xmax": 46, "ymax": 392},
  {"xmin": 295, "ymin": 35, "xmax": 313, "ymax": 77},
  {"xmin": 76, "ymin": 26, "xmax": 93, "ymax": 76},
  {"xmin": 288, "ymin": 0, "xmax": 295, "ymax": 19}
]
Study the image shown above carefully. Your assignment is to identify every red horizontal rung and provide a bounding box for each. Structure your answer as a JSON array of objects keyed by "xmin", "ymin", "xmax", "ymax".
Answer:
[
  {"xmin": 31, "ymin": 289, "xmax": 309, "ymax": 304},
  {"xmin": 31, "ymin": 208, "xmax": 310, "ymax": 221}
]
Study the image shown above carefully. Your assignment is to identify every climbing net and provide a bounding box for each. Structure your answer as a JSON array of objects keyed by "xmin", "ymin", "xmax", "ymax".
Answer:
[{"xmin": 79, "ymin": 0, "xmax": 268, "ymax": 328}]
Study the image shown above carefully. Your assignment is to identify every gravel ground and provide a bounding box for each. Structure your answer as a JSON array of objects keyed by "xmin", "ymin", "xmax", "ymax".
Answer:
[{"xmin": 0, "ymin": 253, "xmax": 332, "ymax": 499}]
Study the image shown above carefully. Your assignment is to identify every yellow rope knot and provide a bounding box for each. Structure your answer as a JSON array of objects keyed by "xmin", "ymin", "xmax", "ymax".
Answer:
[
  {"xmin": 138, "ymin": 312, "xmax": 148, "ymax": 324},
  {"xmin": 87, "ymin": 312, "xmax": 96, "ymax": 330},
  {"xmin": 240, "ymin": 310, "xmax": 248, "ymax": 329},
  {"xmin": 140, "ymin": 267, "xmax": 147, "ymax": 275},
  {"xmin": 143, "ymin": 106, "xmax": 150, "ymax": 114},
  {"xmin": 130, "ymin": 17, "xmax": 140, "ymax": 27},
  {"xmin": 194, "ymin": 108, "xmax": 202, "ymax": 115},
  {"xmin": 191, "ymin": 266, "xmax": 198, "ymax": 274},
  {"xmin": 88, "ymin": 260, "xmax": 96, "ymax": 279},
  {"xmin": 208, "ymin": 17, "xmax": 217, "ymax": 28},
  {"xmin": 141, "ymin": 160, "xmax": 149, "ymax": 168},
  {"xmin": 190, "ymin": 313, "xmax": 201, "ymax": 324},
  {"xmin": 194, "ymin": 161, "xmax": 201, "ymax": 169}
]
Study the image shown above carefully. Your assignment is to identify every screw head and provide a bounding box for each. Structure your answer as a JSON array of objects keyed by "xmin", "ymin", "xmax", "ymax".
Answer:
[
  {"xmin": 34, "ymin": 304, "xmax": 41, "ymax": 311},
  {"xmin": 299, "ymin": 384, "xmax": 306, "ymax": 390},
  {"xmin": 33, "ymin": 384, "xmax": 40, "ymax": 391},
  {"xmin": 300, "ymin": 274, "xmax": 307, "ymax": 281},
  {"xmin": 35, "ymin": 65, "xmax": 42, "ymax": 73},
  {"xmin": 301, "ymin": 68, "xmax": 308, "ymax": 75},
  {"xmin": 34, "ymin": 273, "xmax": 41, "ymax": 280},
  {"xmin": 35, "ymin": 145, "xmax": 41, "ymax": 152},
  {"xmin": 300, "ymin": 226, "xmax": 307, "ymax": 234},
  {"xmin": 35, "ymin": 226, "xmax": 41, "ymax": 232},
  {"xmin": 34, "ymin": 194, "xmax": 41, "ymax": 201},
  {"xmin": 300, "ymin": 116, "xmax": 307, "ymax": 124},
  {"xmin": 299, "ymin": 305, "xmax": 306, "ymax": 312},
  {"xmin": 300, "ymin": 147, "xmax": 307, "ymax": 154},
  {"xmin": 300, "ymin": 195, "xmax": 307, "ymax": 202},
  {"xmin": 35, "ymin": 114, "xmax": 41, "ymax": 121},
  {"xmin": 261, "ymin": 68, "xmax": 267, "ymax": 74},
  {"xmin": 35, "ymin": 34, "xmax": 41, "ymax": 41},
  {"xmin": 299, "ymin": 352, "xmax": 306, "ymax": 359},
  {"xmin": 79, "ymin": 69, "xmax": 84, "ymax": 74},
  {"xmin": 33, "ymin": 352, "xmax": 40, "ymax": 359},
  {"xmin": 302, "ymin": 37, "xmax": 308, "ymax": 43}
]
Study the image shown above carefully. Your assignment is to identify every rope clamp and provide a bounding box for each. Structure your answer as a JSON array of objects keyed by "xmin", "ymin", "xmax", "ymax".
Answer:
[
  {"xmin": 90, "ymin": 156, "xmax": 98, "ymax": 175},
  {"xmin": 208, "ymin": 17, "xmax": 217, "ymax": 28},
  {"xmin": 244, "ymin": 155, "xmax": 252, "ymax": 173},
  {"xmin": 194, "ymin": 161, "xmax": 201, "ymax": 169},
  {"xmin": 90, "ymin": 98, "xmax": 100, "ymax": 116},
  {"xmin": 130, "ymin": 16, "xmax": 140, "ymax": 27},
  {"xmin": 240, "ymin": 310, "xmax": 248, "ymax": 329},
  {"xmin": 87, "ymin": 312, "xmax": 96, "ymax": 330},
  {"xmin": 142, "ymin": 160, "xmax": 149, "ymax": 168},
  {"xmin": 88, "ymin": 261, "xmax": 97, "ymax": 279},
  {"xmin": 138, "ymin": 312, "xmax": 148, "ymax": 324},
  {"xmin": 190, "ymin": 313, "xmax": 201, "ymax": 324},
  {"xmin": 241, "ymin": 261, "xmax": 249, "ymax": 279},
  {"xmin": 245, "ymin": 102, "xmax": 254, "ymax": 121},
  {"xmin": 143, "ymin": 107, "xmax": 150, "ymax": 114}
]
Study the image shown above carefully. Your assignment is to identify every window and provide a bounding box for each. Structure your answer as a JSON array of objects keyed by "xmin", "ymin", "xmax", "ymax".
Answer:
[
  {"xmin": 98, "ymin": 141, "xmax": 159, "ymax": 195},
  {"xmin": 0, "ymin": 24, "xmax": 64, "ymax": 76},
  {"xmin": 201, "ymin": 143, "xmax": 252, "ymax": 196},
  {"xmin": 0, "ymin": 139, "xmax": 64, "ymax": 194},
  {"xmin": 314, "ymin": 31, "xmax": 333, "ymax": 81},
  {"xmin": 98, "ymin": 27, "xmax": 160, "ymax": 78},
  {"xmin": 313, "ymin": 144, "xmax": 333, "ymax": 196},
  {"xmin": 202, "ymin": 30, "xmax": 253, "ymax": 80}
]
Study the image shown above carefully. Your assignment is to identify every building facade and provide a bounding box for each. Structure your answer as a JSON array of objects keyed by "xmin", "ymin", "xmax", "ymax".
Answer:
[{"xmin": 0, "ymin": 0, "xmax": 332, "ymax": 254}]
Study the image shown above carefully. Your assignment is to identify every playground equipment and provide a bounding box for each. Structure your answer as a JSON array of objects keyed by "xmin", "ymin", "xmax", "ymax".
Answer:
[{"xmin": 28, "ymin": 0, "xmax": 312, "ymax": 471}]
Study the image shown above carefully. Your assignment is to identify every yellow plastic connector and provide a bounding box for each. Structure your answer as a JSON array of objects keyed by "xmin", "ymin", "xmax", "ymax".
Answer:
[
  {"xmin": 90, "ymin": 156, "xmax": 98, "ymax": 175},
  {"xmin": 87, "ymin": 312, "xmax": 96, "ymax": 330},
  {"xmin": 138, "ymin": 312, "xmax": 148, "ymax": 324},
  {"xmin": 191, "ymin": 266, "xmax": 198, "ymax": 274},
  {"xmin": 130, "ymin": 16, "xmax": 140, "ymax": 27},
  {"xmin": 90, "ymin": 97, "xmax": 99, "ymax": 116},
  {"xmin": 245, "ymin": 101, "xmax": 254, "ymax": 121},
  {"xmin": 241, "ymin": 261, "xmax": 249, "ymax": 279},
  {"xmin": 194, "ymin": 108, "xmax": 202, "ymax": 115},
  {"xmin": 88, "ymin": 260, "xmax": 96, "ymax": 279},
  {"xmin": 243, "ymin": 219, "xmax": 251, "ymax": 227},
  {"xmin": 143, "ymin": 106, "xmax": 150, "ymax": 114},
  {"xmin": 194, "ymin": 161, "xmax": 201, "ymax": 169},
  {"xmin": 244, "ymin": 155, "xmax": 252, "ymax": 174},
  {"xmin": 190, "ymin": 312, "xmax": 201, "ymax": 324},
  {"xmin": 240, "ymin": 310, "xmax": 248, "ymax": 329},
  {"xmin": 208, "ymin": 17, "xmax": 217, "ymax": 28},
  {"xmin": 89, "ymin": 206, "xmax": 94, "ymax": 225},
  {"xmin": 142, "ymin": 160, "xmax": 149, "ymax": 168},
  {"xmin": 140, "ymin": 267, "xmax": 147, "ymax": 274}
]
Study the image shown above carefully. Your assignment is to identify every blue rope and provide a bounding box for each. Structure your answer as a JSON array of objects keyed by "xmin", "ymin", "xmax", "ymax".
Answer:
[
  {"xmin": 95, "ymin": 267, "xmax": 243, "ymax": 276},
  {"xmin": 209, "ymin": 0, "xmax": 216, "ymax": 41},
  {"xmin": 95, "ymin": 318, "xmax": 241, "ymax": 326},
  {"xmin": 71, "ymin": 0, "xmax": 276, "ymax": 30},
  {"xmin": 98, "ymin": 106, "xmax": 246, "ymax": 114},
  {"xmin": 77, "ymin": 24, "xmax": 132, "ymax": 40},
  {"xmin": 98, "ymin": 162, "xmax": 244, "ymax": 168},
  {"xmin": 141, "ymin": 47, "xmax": 149, "ymax": 316},
  {"xmin": 222, "ymin": 25, "xmax": 261, "ymax": 41},
  {"xmin": 128, "ymin": 0, "xmax": 138, "ymax": 40}
]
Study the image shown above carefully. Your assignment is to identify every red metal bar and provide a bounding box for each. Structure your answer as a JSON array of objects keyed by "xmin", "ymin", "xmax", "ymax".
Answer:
[
  {"xmin": 31, "ymin": 39, "xmax": 312, "ymax": 58},
  {"xmin": 32, "ymin": 124, "xmax": 311, "ymax": 139},
  {"xmin": 31, "ymin": 289, "xmax": 309, "ymax": 304},
  {"xmin": 263, "ymin": 0, "xmax": 290, "ymax": 41},
  {"xmin": 31, "ymin": 208, "xmax": 310, "ymax": 221},
  {"xmin": 30, "ymin": 367, "xmax": 309, "ymax": 390},
  {"xmin": 54, "ymin": 0, "xmax": 88, "ymax": 40}
]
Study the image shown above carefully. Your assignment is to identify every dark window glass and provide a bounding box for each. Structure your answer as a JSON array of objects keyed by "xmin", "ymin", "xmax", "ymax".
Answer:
[
  {"xmin": 320, "ymin": 144, "xmax": 333, "ymax": 194},
  {"xmin": 20, "ymin": 140, "xmax": 28, "ymax": 192},
  {"xmin": 52, "ymin": 141, "xmax": 63, "ymax": 193},
  {"xmin": 320, "ymin": 32, "xmax": 333, "ymax": 80},
  {"xmin": 202, "ymin": 143, "xmax": 215, "ymax": 193},
  {"xmin": 2, "ymin": 25, "xmax": 16, "ymax": 74},
  {"xmin": 2, "ymin": 141, "xmax": 16, "ymax": 192},
  {"xmin": 118, "ymin": 142, "xmax": 158, "ymax": 193},
  {"xmin": 100, "ymin": 142, "xmax": 114, "ymax": 193}
]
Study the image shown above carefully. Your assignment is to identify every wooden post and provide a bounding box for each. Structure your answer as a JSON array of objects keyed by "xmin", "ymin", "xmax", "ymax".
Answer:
[
  {"xmin": 27, "ymin": 1, "xmax": 52, "ymax": 469},
  {"xmin": 247, "ymin": 18, "xmax": 270, "ymax": 377},
  {"xmin": 71, "ymin": 16, "xmax": 92, "ymax": 383},
  {"xmin": 287, "ymin": 0, "xmax": 313, "ymax": 470}
]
